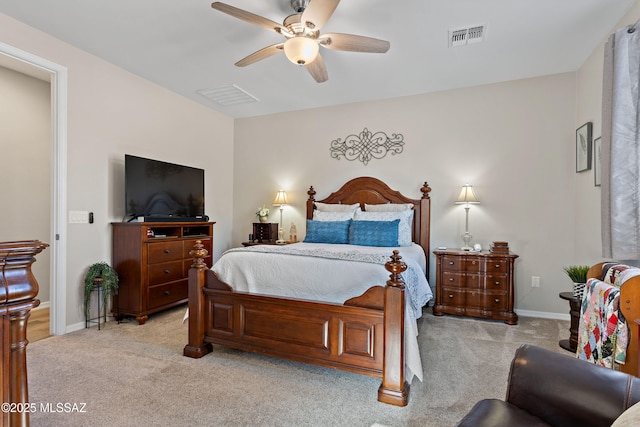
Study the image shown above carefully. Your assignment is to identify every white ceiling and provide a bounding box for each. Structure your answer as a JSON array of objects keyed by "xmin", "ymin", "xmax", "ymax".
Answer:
[{"xmin": 0, "ymin": 0, "xmax": 636, "ymax": 119}]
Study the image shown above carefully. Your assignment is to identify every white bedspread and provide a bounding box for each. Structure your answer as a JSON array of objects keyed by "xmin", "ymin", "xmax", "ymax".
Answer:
[{"xmin": 212, "ymin": 242, "xmax": 432, "ymax": 382}]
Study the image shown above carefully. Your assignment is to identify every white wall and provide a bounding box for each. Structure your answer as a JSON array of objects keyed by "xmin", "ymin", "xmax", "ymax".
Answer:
[
  {"xmin": 0, "ymin": 13, "xmax": 235, "ymax": 331},
  {"xmin": 0, "ymin": 66, "xmax": 51, "ymax": 302},
  {"xmin": 234, "ymin": 73, "xmax": 577, "ymax": 316}
]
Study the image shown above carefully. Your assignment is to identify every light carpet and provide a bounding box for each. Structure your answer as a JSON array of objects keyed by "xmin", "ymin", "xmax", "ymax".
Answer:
[{"xmin": 26, "ymin": 306, "xmax": 569, "ymax": 426}]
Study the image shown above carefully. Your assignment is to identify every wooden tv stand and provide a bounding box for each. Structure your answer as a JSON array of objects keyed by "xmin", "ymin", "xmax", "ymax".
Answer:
[{"xmin": 111, "ymin": 221, "xmax": 214, "ymax": 324}]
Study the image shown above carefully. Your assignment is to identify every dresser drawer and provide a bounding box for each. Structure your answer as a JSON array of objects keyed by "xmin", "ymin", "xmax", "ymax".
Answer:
[
  {"xmin": 464, "ymin": 257, "xmax": 481, "ymax": 272},
  {"xmin": 441, "ymin": 287, "xmax": 466, "ymax": 307},
  {"xmin": 484, "ymin": 274, "xmax": 508, "ymax": 290},
  {"xmin": 148, "ymin": 260, "xmax": 184, "ymax": 285},
  {"xmin": 442, "ymin": 256, "xmax": 464, "ymax": 272},
  {"xmin": 148, "ymin": 280, "xmax": 188, "ymax": 310},
  {"xmin": 148, "ymin": 241, "xmax": 183, "ymax": 264},
  {"xmin": 442, "ymin": 272, "xmax": 482, "ymax": 288},
  {"xmin": 466, "ymin": 291, "xmax": 507, "ymax": 311},
  {"xmin": 485, "ymin": 259, "xmax": 508, "ymax": 274}
]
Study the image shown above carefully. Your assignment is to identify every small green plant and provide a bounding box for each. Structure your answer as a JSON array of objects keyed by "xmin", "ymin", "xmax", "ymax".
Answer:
[
  {"xmin": 84, "ymin": 262, "xmax": 119, "ymax": 322},
  {"xmin": 563, "ymin": 265, "xmax": 590, "ymax": 283}
]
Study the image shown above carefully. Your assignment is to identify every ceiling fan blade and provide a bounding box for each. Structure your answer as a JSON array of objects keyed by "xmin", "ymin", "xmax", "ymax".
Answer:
[
  {"xmin": 211, "ymin": 2, "xmax": 292, "ymax": 36},
  {"xmin": 319, "ymin": 33, "xmax": 390, "ymax": 53},
  {"xmin": 235, "ymin": 43, "xmax": 284, "ymax": 67},
  {"xmin": 301, "ymin": 0, "xmax": 340, "ymax": 31},
  {"xmin": 305, "ymin": 54, "xmax": 328, "ymax": 83}
]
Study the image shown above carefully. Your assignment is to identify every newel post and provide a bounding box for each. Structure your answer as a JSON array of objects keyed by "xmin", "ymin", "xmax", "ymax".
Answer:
[
  {"xmin": 378, "ymin": 250, "xmax": 409, "ymax": 406},
  {"xmin": 183, "ymin": 240, "xmax": 212, "ymax": 358},
  {"xmin": 0, "ymin": 240, "xmax": 49, "ymax": 427}
]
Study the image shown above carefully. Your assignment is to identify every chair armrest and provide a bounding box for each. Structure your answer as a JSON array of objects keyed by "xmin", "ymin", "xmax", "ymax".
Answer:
[{"xmin": 506, "ymin": 344, "xmax": 640, "ymax": 427}]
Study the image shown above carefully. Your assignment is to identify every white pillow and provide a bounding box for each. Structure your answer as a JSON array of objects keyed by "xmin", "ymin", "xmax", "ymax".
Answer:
[
  {"xmin": 354, "ymin": 210, "xmax": 414, "ymax": 246},
  {"xmin": 313, "ymin": 210, "xmax": 357, "ymax": 221},
  {"xmin": 314, "ymin": 202, "xmax": 360, "ymax": 213},
  {"xmin": 612, "ymin": 401, "xmax": 640, "ymax": 427},
  {"xmin": 365, "ymin": 203, "xmax": 414, "ymax": 212}
]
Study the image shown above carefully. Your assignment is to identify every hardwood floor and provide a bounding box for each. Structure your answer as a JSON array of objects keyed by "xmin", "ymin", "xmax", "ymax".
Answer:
[{"xmin": 27, "ymin": 307, "xmax": 50, "ymax": 343}]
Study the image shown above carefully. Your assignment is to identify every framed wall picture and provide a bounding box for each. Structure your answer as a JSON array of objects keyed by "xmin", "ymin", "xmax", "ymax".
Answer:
[
  {"xmin": 594, "ymin": 137, "xmax": 601, "ymax": 186},
  {"xmin": 576, "ymin": 122, "xmax": 592, "ymax": 172}
]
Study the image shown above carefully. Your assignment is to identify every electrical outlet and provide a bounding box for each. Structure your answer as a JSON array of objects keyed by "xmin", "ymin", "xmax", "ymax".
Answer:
[{"xmin": 531, "ymin": 276, "xmax": 541, "ymax": 288}]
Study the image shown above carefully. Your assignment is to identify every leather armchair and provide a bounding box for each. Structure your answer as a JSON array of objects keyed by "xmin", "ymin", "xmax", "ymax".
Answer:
[{"xmin": 456, "ymin": 344, "xmax": 640, "ymax": 427}]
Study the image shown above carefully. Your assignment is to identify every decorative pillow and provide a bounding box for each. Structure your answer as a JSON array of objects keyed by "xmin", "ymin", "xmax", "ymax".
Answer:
[
  {"xmin": 314, "ymin": 202, "xmax": 360, "ymax": 213},
  {"xmin": 313, "ymin": 210, "xmax": 358, "ymax": 221},
  {"xmin": 348, "ymin": 220, "xmax": 399, "ymax": 247},
  {"xmin": 303, "ymin": 219, "xmax": 350, "ymax": 244},
  {"xmin": 365, "ymin": 203, "xmax": 414, "ymax": 212},
  {"xmin": 354, "ymin": 210, "xmax": 413, "ymax": 246},
  {"xmin": 611, "ymin": 401, "xmax": 640, "ymax": 427}
]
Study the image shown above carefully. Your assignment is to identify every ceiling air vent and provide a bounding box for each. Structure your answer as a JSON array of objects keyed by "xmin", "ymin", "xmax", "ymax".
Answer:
[
  {"xmin": 449, "ymin": 24, "xmax": 486, "ymax": 47},
  {"xmin": 196, "ymin": 84, "xmax": 259, "ymax": 106}
]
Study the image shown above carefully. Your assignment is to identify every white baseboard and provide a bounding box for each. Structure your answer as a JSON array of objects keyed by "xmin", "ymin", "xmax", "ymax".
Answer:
[{"xmin": 515, "ymin": 309, "xmax": 570, "ymax": 321}]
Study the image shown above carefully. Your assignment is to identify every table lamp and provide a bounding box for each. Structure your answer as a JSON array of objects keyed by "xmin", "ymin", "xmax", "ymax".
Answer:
[
  {"xmin": 273, "ymin": 190, "xmax": 288, "ymax": 243},
  {"xmin": 455, "ymin": 184, "xmax": 480, "ymax": 250}
]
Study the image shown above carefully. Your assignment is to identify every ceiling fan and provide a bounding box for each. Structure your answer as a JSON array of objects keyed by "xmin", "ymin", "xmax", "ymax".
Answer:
[{"xmin": 211, "ymin": 0, "xmax": 390, "ymax": 83}]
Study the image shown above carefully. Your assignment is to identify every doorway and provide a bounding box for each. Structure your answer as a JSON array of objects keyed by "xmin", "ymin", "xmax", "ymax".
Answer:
[{"xmin": 0, "ymin": 42, "xmax": 67, "ymax": 335}]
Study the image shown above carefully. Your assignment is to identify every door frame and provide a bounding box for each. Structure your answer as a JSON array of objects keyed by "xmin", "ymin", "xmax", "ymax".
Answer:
[{"xmin": 0, "ymin": 42, "xmax": 67, "ymax": 335}]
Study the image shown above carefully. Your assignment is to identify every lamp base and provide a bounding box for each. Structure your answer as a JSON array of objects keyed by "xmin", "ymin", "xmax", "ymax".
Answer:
[
  {"xmin": 461, "ymin": 232, "xmax": 472, "ymax": 251},
  {"xmin": 276, "ymin": 227, "xmax": 286, "ymax": 244}
]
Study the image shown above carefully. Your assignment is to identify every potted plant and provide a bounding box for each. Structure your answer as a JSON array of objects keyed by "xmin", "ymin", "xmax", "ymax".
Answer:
[
  {"xmin": 256, "ymin": 205, "xmax": 270, "ymax": 223},
  {"xmin": 563, "ymin": 265, "xmax": 590, "ymax": 299},
  {"xmin": 84, "ymin": 262, "xmax": 119, "ymax": 324}
]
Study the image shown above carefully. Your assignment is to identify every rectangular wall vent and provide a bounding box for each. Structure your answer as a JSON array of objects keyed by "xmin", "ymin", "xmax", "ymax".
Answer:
[
  {"xmin": 197, "ymin": 84, "xmax": 259, "ymax": 106},
  {"xmin": 449, "ymin": 24, "xmax": 486, "ymax": 47}
]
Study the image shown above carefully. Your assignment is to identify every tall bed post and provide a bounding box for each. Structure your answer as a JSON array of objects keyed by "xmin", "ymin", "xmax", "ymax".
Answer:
[
  {"xmin": 183, "ymin": 240, "xmax": 213, "ymax": 358},
  {"xmin": 378, "ymin": 250, "xmax": 409, "ymax": 406}
]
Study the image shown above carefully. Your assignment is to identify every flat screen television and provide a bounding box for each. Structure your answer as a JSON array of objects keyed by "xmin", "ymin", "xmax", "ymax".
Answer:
[{"xmin": 125, "ymin": 154, "xmax": 205, "ymax": 220}]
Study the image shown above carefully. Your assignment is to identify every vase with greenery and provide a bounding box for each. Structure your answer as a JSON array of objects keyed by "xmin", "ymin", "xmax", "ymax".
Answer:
[
  {"xmin": 256, "ymin": 205, "xmax": 269, "ymax": 223},
  {"xmin": 84, "ymin": 262, "xmax": 119, "ymax": 323},
  {"xmin": 563, "ymin": 265, "xmax": 590, "ymax": 299}
]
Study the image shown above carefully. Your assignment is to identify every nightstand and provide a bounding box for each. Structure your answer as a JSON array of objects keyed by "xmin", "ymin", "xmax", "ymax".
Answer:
[
  {"xmin": 433, "ymin": 249, "xmax": 519, "ymax": 324},
  {"xmin": 252, "ymin": 222, "xmax": 278, "ymax": 243}
]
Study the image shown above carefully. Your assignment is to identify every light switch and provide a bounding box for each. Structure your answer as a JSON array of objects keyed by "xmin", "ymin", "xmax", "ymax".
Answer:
[{"xmin": 69, "ymin": 210, "xmax": 89, "ymax": 224}]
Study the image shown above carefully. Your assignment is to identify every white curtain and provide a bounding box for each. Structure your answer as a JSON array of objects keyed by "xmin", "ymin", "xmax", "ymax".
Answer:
[{"xmin": 601, "ymin": 25, "xmax": 640, "ymax": 260}]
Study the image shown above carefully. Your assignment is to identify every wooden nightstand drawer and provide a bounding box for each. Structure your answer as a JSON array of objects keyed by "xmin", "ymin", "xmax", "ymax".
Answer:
[
  {"xmin": 443, "ymin": 272, "xmax": 482, "ymax": 288},
  {"xmin": 485, "ymin": 275, "xmax": 508, "ymax": 290},
  {"xmin": 148, "ymin": 241, "xmax": 183, "ymax": 264},
  {"xmin": 442, "ymin": 255, "xmax": 463, "ymax": 271},
  {"xmin": 486, "ymin": 259, "xmax": 508, "ymax": 274},
  {"xmin": 442, "ymin": 288, "xmax": 466, "ymax": 306},
  {"xmin": 464, "ymin": 258, "xmax": 481, "ymax": 272}
]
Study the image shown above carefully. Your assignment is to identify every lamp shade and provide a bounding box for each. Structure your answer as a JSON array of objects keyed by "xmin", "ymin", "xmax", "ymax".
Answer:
[
  {"xmin": 273, "ymin": 190, "xmax": 288, "ymax": 206},
  {"xmin": 284, "ymin": 37, "xmax": 319, "ymax": 65},
  {"xmin": 455, "ymin": 184, "xmax": 480, "ymax": 204}
]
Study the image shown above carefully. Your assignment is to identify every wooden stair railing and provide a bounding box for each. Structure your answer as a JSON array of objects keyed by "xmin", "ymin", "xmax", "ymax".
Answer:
[{"xmin": 0, "ymin": 240, "xmax": 48, "ymax": 427}]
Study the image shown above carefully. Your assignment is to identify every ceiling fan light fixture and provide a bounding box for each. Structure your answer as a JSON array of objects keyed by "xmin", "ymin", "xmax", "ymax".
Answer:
[{"xmin": 284, "ymin": 36, "xmax": 319, "ymax": 65}]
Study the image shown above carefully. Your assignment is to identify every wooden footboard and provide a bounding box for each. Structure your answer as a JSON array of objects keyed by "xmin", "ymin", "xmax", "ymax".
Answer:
[{"xmin": 184, "ymin": 241, "xmax": 409, "ymax": 406}]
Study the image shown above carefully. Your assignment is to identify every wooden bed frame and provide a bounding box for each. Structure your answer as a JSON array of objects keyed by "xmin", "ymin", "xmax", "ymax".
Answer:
[
  {"xmin": 183, "ymin": 177, "xmax": 432, "ymax": 406},
  {"xmin": 587, "ymin": 262, "xmax": 640, "ymax": 377}
]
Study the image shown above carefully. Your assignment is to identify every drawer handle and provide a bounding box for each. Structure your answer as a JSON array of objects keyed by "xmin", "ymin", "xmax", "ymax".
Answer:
[
  {"xmin": 494, "ymin": 298, "xmax": 500, "ymax": 303},
  {"xmin": 448, "ymin": 294, "xmax": 454, "ymax": 298},
  {"xmin": 164, "ymin": 249, "xmax": 171, "ymax": 254},
  {"xmin": 448, "ymin": 261, "xmax": 454, "ymax": 265},
  {"xmin": 494, "ymin": 281, "xmax": 500, "ymax": 285},
  {"xmin": 164, "ymin": 290, "xmax": 170, "ymax": 296},
  {"xmin": 495, "ymin": 264, "xmax": 500, "ymax": 268},
  {"xmin": 164, "ymin": 269, "xmax": 171, "ymax": 274},
  {"xmin": 471, "ymin": 261, "xmax": 476, "ymax": 265},
  {"xmin": 449, "ymin": 278, "xmax": 454, "ymax": 282}
]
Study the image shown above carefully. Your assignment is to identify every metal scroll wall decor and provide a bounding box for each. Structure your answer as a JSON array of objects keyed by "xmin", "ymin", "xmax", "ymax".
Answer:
[{"xmin": 330, "ymin": 128, "xmax": 404, "ymax": 165}]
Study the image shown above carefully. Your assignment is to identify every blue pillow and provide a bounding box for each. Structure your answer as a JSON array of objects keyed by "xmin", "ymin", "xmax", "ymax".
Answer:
[
  {"xmin": 348, "ymin": 219, "xmax": 400, "ymax": 247},
  {"xmin": 303, "ymin": 219, "xmax": 350, "ymax": 244}
]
